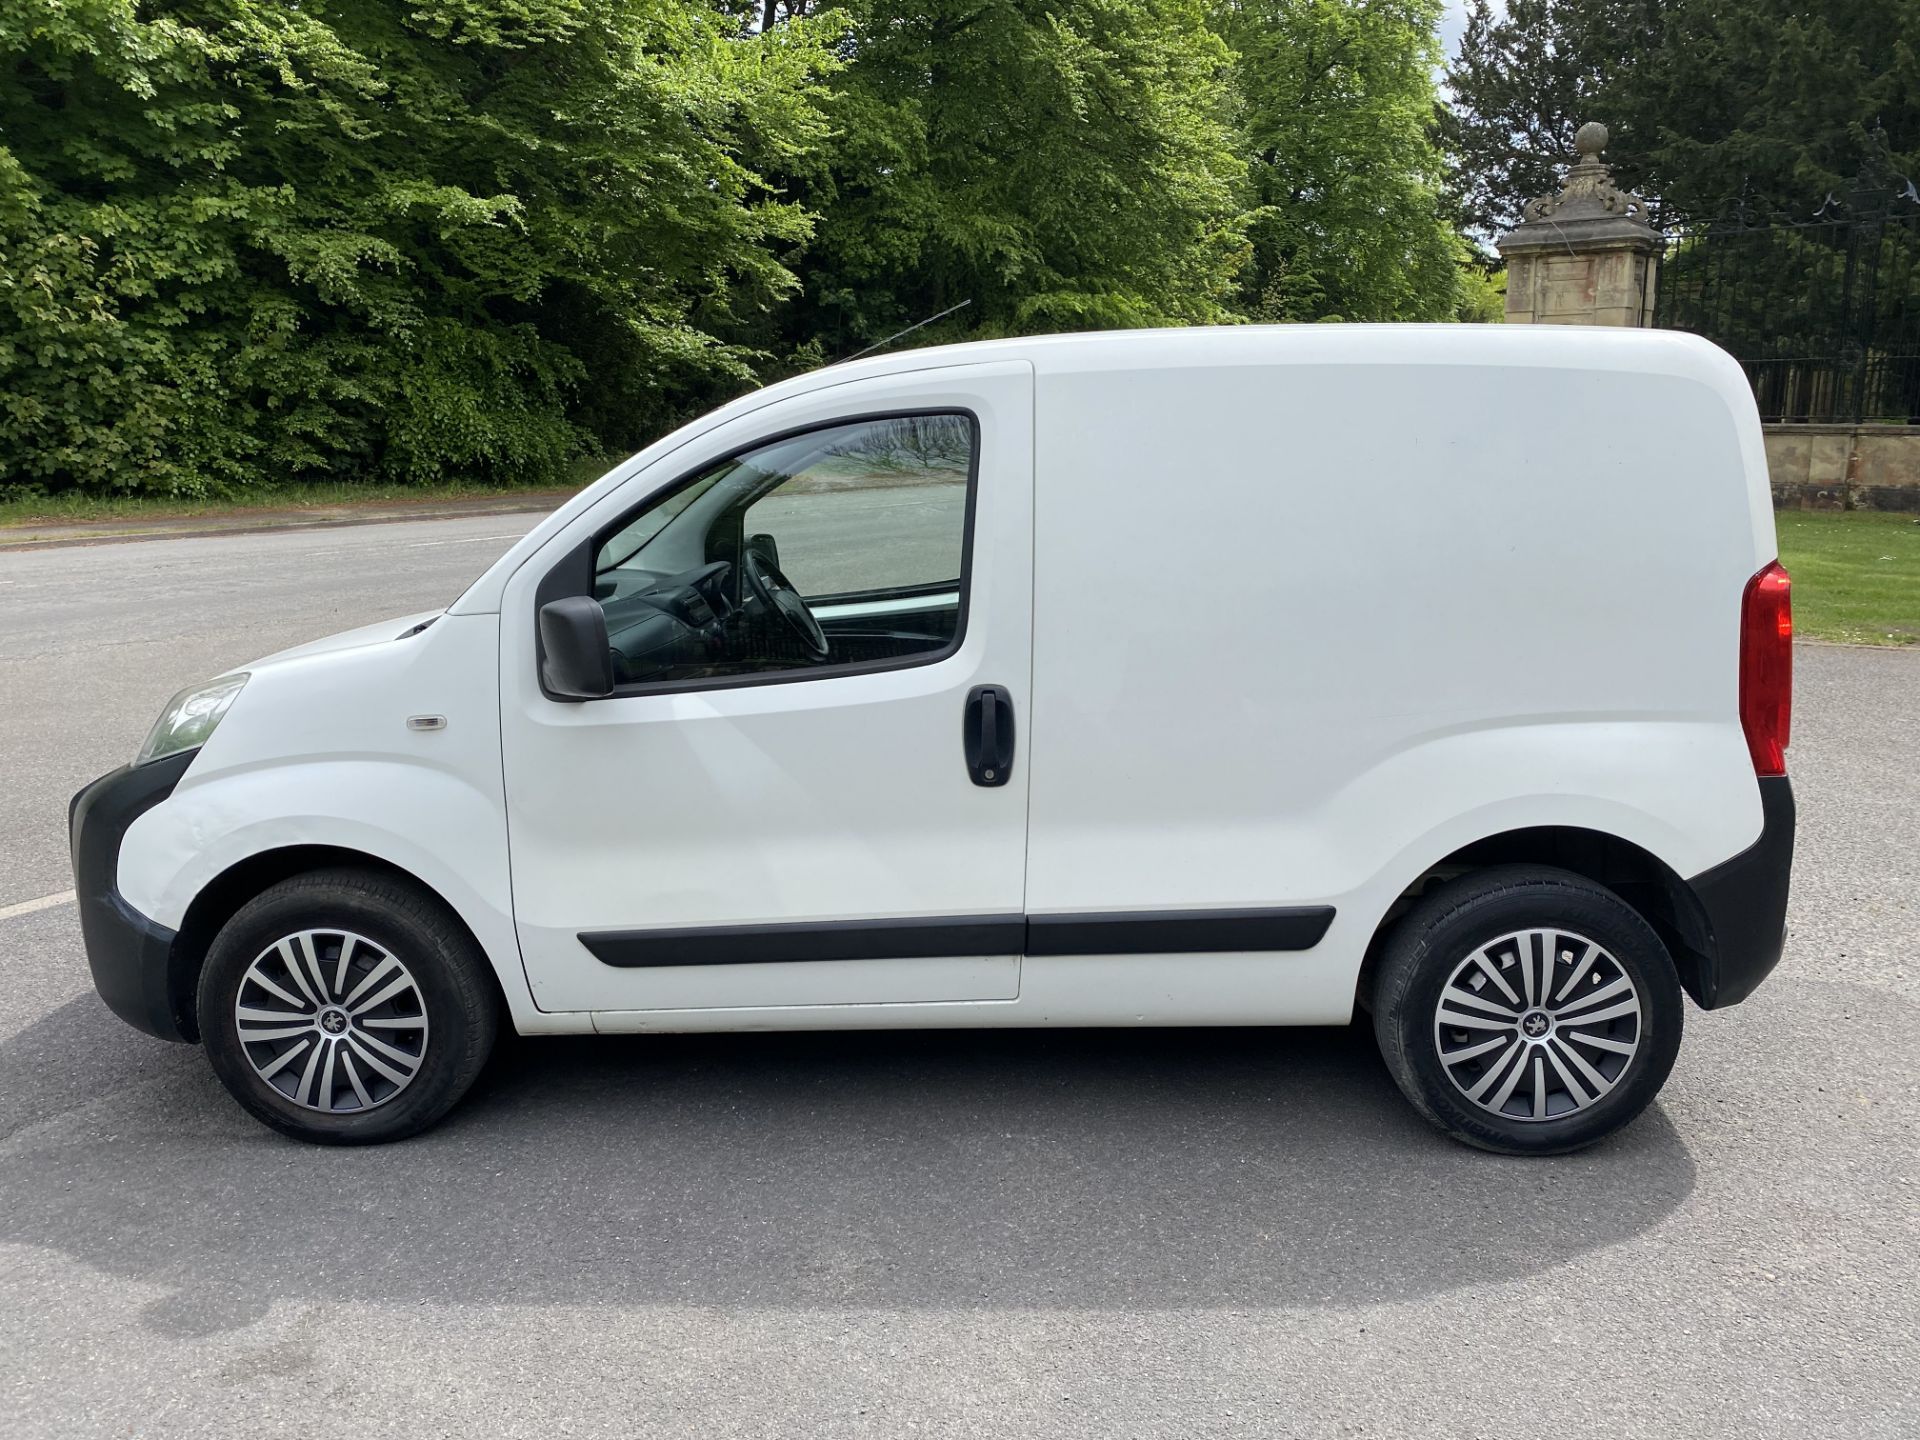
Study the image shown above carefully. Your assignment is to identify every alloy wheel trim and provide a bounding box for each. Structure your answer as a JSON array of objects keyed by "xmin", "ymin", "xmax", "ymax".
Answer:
[
  {"xmin": 1431, "ymin": 927, "xmax": 1644, "ymax": 1123},
  {"xmin": 234, "ymin": 929, "xmax": 429, "ymax": 1114}
]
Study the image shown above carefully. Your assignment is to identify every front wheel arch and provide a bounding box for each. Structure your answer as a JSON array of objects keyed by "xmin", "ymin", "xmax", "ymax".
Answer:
[
  {"xmin": 196, "ymin": 866, "xmax": 500, "ymax": 1143},
  {"xmin": 170, "ymin": 846, "xmax": 504, "ymax": 1043}
]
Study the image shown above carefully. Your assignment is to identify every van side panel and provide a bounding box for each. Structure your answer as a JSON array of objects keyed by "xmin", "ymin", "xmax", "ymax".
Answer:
[{"xmin": 1024, "ymin": 335, "xmax": 1771, "ymax": 1024}]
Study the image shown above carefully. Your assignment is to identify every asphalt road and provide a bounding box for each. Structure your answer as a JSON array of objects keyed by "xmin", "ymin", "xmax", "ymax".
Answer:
[{"xmin": 1, "ymin": 514, "xmax": 1916, "ymax": 1438}]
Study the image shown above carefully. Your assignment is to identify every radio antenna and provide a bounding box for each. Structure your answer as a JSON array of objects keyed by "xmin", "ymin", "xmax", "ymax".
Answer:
[{"xmin": 836, "ymin": 299, "xmax": 972, "ymax": 365}]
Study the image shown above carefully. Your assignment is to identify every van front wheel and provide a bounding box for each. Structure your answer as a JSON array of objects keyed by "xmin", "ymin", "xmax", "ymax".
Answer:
[
  {"xmin": 197, "ymin": 869, "xmax": 498, "ymax": 1145},
  {"xmin": 1371, "ymin": 865, "xmax": 1683, "ymax": 1155}
]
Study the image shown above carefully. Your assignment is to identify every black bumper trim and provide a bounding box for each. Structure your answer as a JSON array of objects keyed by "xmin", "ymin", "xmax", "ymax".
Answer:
[
  {"xmin": 1683, "ymin": 775, "xmax": 1795, "ymax": 1009},
  {"xmin": 69, "ymin": 750, "xmax": 198, "ymax": 1042}
]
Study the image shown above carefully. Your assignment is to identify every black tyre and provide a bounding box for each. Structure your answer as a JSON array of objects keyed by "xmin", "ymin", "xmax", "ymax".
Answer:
[
  {"xmin": 198, "ymin": 868, "xmax": 498, "ymax": 1145},
  {"xmin": 1371, "ymin": 865, "xmax": 1683, "ymax": 1156}
]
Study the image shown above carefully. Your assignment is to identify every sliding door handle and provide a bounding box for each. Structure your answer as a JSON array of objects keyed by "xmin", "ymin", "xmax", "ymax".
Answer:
[{"xmin": 963, "ymin": 685, "xmax": 1015, "ymax": 787}]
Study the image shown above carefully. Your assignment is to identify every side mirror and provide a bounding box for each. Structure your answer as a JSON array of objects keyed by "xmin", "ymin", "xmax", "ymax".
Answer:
[
  {"xmin": 746, "ymin": 532, "xmax": 781, "ymax": 572},
  {"xmin": 538, "ymin": 596, "xmax": 614, "ymax": 700}
]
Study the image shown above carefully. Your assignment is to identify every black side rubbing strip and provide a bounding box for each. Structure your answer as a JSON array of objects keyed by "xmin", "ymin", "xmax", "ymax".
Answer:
[
  {"xmin": 1025, "ymin": 907, "xmax": 1335, "ymax": 956},
  {"xmin": 581, "ymin": 907, "xmax": 1336, "ymax": 968},
  {"xmin": 582, "ymin": 915, "xmax": 1029, "ymax": 968}
]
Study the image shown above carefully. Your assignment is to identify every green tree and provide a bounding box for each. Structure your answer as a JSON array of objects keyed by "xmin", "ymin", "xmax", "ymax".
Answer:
[
  {"xmin": 1621, "ymin": 0, "xmax": 1920, "ymax": 218},
  {"xmin": 1443, "ymin": 0, "xmax": 1638, "ymax": 236},
  {"xmin": 0, "ymin": 0, "xmax": 842, "ymax": 495},
  {"xmin": 1215, "ymin": 0, "xmax": 1474, "ymax": 322},
  {"xmin": 767, "ymin": 0, "xmax": 1251, "ymax": 358},
  {"xmin": 1447, "ymin": 0, "xmax": 1920, "ymax": 230}
]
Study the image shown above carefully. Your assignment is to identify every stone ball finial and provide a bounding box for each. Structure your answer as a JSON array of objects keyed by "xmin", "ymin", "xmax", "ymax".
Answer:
[{"xmin": 1506, "ymin": 116, "xmax": 1650, "ymax": 237}]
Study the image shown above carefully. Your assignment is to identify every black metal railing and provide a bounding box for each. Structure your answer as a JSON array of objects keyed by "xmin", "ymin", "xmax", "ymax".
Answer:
[{"xmin": 1654, "ymin": 197, "xmax": 1920, "ymax": 424}]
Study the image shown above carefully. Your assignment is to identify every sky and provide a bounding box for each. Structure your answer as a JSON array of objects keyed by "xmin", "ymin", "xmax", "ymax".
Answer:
[
  {"xmin": 1439, "ymin": 0, "xmax": 1475, "ymax": 63},
  {"xmin": 1438, "ymin": 0, "xmax": 1506, "ymax": 86}
]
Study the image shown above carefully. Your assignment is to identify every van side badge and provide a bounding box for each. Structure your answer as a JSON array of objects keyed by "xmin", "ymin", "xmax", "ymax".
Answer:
[{"xmin": 406, "ymin": 715, "xmax": 448, "ymax": 732}]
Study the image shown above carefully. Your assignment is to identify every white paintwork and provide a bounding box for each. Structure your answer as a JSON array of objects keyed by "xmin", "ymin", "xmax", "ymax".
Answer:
[
  {"xmin": 118, "ymin": 612, "xmax": 557, "ymax": 1033},
  {"xmin": 113, "ymin": 324, "xmax": 1779, "ymax": 1039},
  {"xmin": 497, "ymin": 361, "xmax": 1035, "ymax": 1012}
]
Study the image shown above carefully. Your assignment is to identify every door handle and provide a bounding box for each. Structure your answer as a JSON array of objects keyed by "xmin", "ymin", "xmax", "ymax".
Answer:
[{"xmin": 963, "ymin": 685, "xmax": 1015, "ymax": 787}]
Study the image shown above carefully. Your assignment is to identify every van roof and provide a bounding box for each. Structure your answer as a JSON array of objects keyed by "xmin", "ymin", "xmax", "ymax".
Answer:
[{"xmin": 759, "ymin": 322, "xmax": 1745, "ymax": 402}]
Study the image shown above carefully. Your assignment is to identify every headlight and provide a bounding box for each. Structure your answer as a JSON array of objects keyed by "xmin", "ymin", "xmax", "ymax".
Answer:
[{"xmin": 135, "ymin": 673, "xmax": 249, "ymax": 767}]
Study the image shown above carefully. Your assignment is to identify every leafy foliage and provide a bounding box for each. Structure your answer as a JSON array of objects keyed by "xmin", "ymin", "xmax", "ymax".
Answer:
[
  {"xmin": 1216, "ymin": 0, "xmax": 1478, "ymax": 322},
  {"xmin": 1444, "ymin": 0, "xmax": 1630, "ymax": 237},
  {"xmin": 769, "ymin": 0, "xmax": 1252, "ymax": 357},
  {"xmin": 3, "ymin": 0, "xmax": 1479, "ymax": 497},
  {"xmin": 0, "ymin": 0, "xmax": 841, "ymax": 494},
  {"xmin": 1447, "ymin": 0, "xmax": 1920, "ymax": 233}
]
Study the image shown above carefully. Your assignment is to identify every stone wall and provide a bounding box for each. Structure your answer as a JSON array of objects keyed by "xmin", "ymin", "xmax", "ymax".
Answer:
[{"xmin": 1765, "ymin": 425, "xmax": 1920, "ymax": 511}]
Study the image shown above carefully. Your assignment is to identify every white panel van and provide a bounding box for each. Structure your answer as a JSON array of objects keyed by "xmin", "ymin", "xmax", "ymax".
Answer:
[{"xmin": 70, "ymin": 326, "xmax": 1795, "ymax": 1154}]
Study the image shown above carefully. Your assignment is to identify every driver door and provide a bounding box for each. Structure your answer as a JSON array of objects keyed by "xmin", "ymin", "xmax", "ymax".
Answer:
[{"xmin": 497, "ymin": 361, "xmax": 1034, "ymax": 1017}]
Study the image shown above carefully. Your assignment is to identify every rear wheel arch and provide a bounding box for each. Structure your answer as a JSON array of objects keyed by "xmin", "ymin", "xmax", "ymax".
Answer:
[
  {"xmin": 1369, "ymin": 863, "xmax": 1686, "ymax": 1153},
  {"xmin": 1357, "ymin": 825, "xmax": 1717, "ymax": 1013},
  {"xmin": 171, "ymin": 846, "xmax": 505, "ymax": 1042}
]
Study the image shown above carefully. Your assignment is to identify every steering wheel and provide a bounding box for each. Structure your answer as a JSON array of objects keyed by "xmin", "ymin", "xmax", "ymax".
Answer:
[{"xmin": 742, "ymin": 549, "xmax": 830, "ymax": 662}]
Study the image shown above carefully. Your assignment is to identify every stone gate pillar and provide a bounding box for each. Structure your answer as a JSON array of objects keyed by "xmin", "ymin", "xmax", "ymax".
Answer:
[{"xmin": 1496, "ymin": 122, "xmax": 1661, "ymax": 326}]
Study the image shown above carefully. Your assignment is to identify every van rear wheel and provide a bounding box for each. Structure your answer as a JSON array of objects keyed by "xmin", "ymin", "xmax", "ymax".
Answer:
[
  {"xmin": 1371, "ymin": 865, "xmax": 1683, "ymax": 1156},
  {"xmin": 197, "ymin": 869, "xmax": 498, "ymax": 1145}
]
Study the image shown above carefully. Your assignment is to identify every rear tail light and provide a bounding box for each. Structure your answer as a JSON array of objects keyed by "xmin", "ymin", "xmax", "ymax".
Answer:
[{"xmin": 1739, "ymin": 561, "xmax": 1792, "ymax": 776}]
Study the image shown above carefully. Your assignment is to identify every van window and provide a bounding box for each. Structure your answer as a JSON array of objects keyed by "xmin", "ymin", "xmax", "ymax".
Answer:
[{"xmin": 590, "ymin": 413, "xmax": 976, "ymax": 689}]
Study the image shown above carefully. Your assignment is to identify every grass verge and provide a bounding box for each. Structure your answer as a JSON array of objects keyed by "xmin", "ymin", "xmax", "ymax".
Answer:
[
  {"xmin": 1776, "ymin": 510, "xmax": 1920, "ymax": 646},
  {"xmin": 0, "ymin": 463, "xmax": 611, "ymax": 530}
]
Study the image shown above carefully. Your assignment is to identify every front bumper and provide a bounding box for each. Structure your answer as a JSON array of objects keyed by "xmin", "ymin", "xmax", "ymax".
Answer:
[
  {"xmin": 1683, "ymin": 775, "xmax": 1795, "ymax": 1008},
  {"xmin": 69, "ymin": 750, "xmax": 199, "ymax": 1042}
]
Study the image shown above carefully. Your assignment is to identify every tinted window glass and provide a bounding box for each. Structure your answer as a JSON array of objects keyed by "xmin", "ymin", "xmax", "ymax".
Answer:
[
  {"xmin": 742, "ymin": 415, "xmax": 970, "ymax": 599},
  {"xmin": 589, "ymin": 413, "xmax": 975, "ymax": 688}
]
